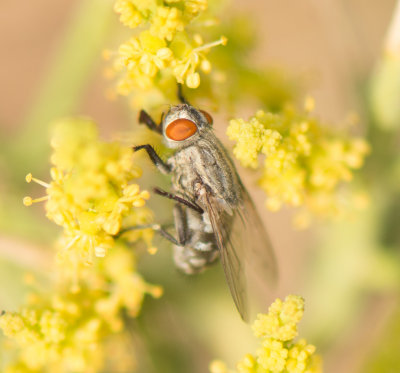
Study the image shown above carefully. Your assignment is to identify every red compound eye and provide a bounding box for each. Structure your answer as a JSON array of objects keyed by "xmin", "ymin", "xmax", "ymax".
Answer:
[
  {"xmin": 200, "ymin": 110, "xmax": 213, "ymax": 125},
  {"xmin": 166, "ymin": 118, "xmax": 198, "ymax": 141}
]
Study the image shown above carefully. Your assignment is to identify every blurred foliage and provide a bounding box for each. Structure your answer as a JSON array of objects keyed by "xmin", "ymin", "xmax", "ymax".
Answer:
[
  {"xmin": 302, "ymin": 3, "xmax": 400, "ymax": 362},
  {"xmin": 187, "ymin": 15, "xmax": 298, "ymax": 114},
  {"xmin": 369, "ymin": 55, "xmax": 400, "ymax": 131},
  {"xmin": 364, "ymin": 306, "xmax": 400, "ymax": 373},
  {"xmin": 5, "ymin": 0, "xmax": 115, "ymax": 178}
]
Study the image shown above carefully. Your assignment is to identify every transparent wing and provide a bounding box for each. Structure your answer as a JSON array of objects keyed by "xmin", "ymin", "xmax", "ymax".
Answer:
[
  {"xmin": 234, "ymin": 186, "xmax": 278, "ymax": 312},
  {"xmin": 202, "ymin": 191, "xmax": 248, "ymax": 320},
  {"xmin": 202, "ymin": 183, "xmax": 278, "ymax": 322}
]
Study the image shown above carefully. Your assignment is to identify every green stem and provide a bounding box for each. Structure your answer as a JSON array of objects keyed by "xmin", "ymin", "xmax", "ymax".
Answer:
[{"xmin": 8, "ymin": 0, "xmax": 114, "ymax": 177}]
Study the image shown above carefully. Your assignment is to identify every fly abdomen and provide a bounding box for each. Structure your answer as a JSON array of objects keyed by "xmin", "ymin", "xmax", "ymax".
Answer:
[
  {"xmin": 172, "ymin": 204, "xmax": 219, "ymax": 274},
  {"xmin": 173, "ymin": 243, "xmax": 219, "ymax": 274}
]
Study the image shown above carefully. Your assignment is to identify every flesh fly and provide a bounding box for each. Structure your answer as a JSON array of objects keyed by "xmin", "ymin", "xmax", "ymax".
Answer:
[{"xmin": 134, "ymin": 102, "xmax": 277, "ymax": 321}]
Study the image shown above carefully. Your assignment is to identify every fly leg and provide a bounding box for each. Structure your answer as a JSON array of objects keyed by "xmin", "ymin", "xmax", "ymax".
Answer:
[
  {"xmin": 133, "ymin": 145, "xmax": 171, "ymax": 174},
  {"xmin": 135, "ymin": 110, "xmax": 168, "ymax": 173},
  {"xmin": 153, "ymin": 187, "xmax": 203, "ymax": 214},
  {"xmin": 118, "ymin": 223, "xmax": 178, "ymax": 245},
  {"xmin": 118, "ymin": 196, "xmax": 192, "ymax": 246},
  {"xmin": 138, "ymin": 110, "xmax": 163, "ymax": 134},
  {"xmin": 119, "ymin": 204, "xmax": 217, "ymax": 274},
  {"xmin": 119, "ymin": 188, "xmax": 200, "ymax": 246},
  {"xmin": 128, "ymin": 204, "xmax": 188, "ymax": 246},
  {"xmin": 173, "ymin": 203, "xmax": 189, "ymax": 245}
]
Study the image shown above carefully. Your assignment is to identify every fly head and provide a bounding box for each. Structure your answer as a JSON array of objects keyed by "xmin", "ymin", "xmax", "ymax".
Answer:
[{"xmin": 162, "ymin": 104, "xmax": 213, "ymax": 149}]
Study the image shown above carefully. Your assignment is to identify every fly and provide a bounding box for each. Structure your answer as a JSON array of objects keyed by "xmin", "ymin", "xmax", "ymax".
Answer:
[{"xmin": 133, "ymin": 93, "xmax": 277, "ymax": 321}]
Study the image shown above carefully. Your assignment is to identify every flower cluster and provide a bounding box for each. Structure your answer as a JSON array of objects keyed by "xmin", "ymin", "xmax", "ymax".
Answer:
[
  {"xmin": 1, "ymin": 118, "xmax": 162, "ymax": 372},
  {"xmin": 0, "ymin": 244, "xmax": 162, "ymax": 373},
  {"xmin": 227, "ymin": 99, "xmax": 370, "ymax": 227},
  {"xmin": 24, "ymin": 118, "xmax": 154, "ymax": 284},
  {"xmin": 106, "ymin": 0, "xmax": 226, "ymax": 113},
  {"xmin": 209, "ymin": 295, "xmax": 322, "ymax": 373}
]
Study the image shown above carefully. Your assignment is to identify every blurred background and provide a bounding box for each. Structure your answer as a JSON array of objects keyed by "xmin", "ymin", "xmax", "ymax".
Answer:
[{"xmin": 1, "ymin": 0, "xmax": 400, "ymax": 372}]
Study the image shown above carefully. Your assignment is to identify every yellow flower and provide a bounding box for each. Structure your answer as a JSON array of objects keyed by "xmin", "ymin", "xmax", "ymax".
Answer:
[
  {"xmin": 0, "ymin": 313, "xmax": 25, "ymax": 337},
  {"xmin": 116, "ymin": 32, "xmax": 173, "ymax": 80},
  {"xmin": 227, "ymin": 102, "xmax": 370, "ymax": 226},
  {"xmin": 24, "ymin": 118, "xmax": 153, "ymax": 274},
  {"xmin": 236, "ymin": 354, "xmax": 256, "ymax": 373},
  {"xmin": 114, "ymin": 0, "xmax": 143, "ymax": 29},
  {"xmin": 286, "ymin": 339, "xmax": 321, "ymax": 373},
  {"xmin": 170, "ymin": 34, "xmax": 227, "ymax": 88},
  {"xmin": 107, "ymin": 0, "xmax": 226, "ymax": 112},
  {"xmin": 227, "ymin": 116, "xmax": 278, "ymax": 168},
  {"xmin": 257, "ymin": 338, "xmax": 288, "ymax": 371},
  {"xmin": 184, "ymin": 0, "xmax": 208, "ymax": 16},
  {"xmin": 39, "ymin": 311, "xmax": 67, "ymax": 343},
  {"xmin": 0, "ymin": 245, "xmax": 161, "ymax": 372},
  {"xmin": 150, "ymin": 6, "xmax": 185, "ymax": 41},
  {"xmin": 253, "ymin": 295, "xmax": 304, "ymax": 342},
  {"xmin": 210, "ymin": 295, "xmax": 322, "ymax": 373}
]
